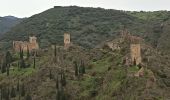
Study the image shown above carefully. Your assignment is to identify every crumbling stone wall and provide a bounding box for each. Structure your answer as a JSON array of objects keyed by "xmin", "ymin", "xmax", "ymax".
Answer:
[
  {"xmin": 121, "ymin": 29, "xmax": 143, "ymax": 44},
  {"xmin": 106, "ymin": 41, "xmax": 121, "ymax": 51},
  {"xmin": 13, "ymin": 36, "xmax": 39, "ymax": 52}
]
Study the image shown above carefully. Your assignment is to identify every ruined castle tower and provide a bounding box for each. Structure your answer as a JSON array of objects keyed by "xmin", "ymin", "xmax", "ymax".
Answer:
[
  {"xmin": 13, "ymin": 36, "xmax": 39, "ymax": 52},
  {"xmin": 29, "ymin": 36, "xmax": 39, "ymax": 50},
  {"xmin": 130, "ymin": 44, "xmax": 141, "ymax": 65},
  {"xmin": 29, "ymin": 36, "xmax": 37, "ymax": 44},
  {"xmin": 64, "ymin": 33, "xmax": 70, "ymax": 49}
]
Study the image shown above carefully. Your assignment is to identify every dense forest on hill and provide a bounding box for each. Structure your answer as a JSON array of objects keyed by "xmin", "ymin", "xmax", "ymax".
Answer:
[
  {"xmin": 0, "ymin": 6, "xmax": 146, "ymax": 50},
  {"xmin": 1, "ymin": 6, "xmax": 170, "ymax": 55},
  {"xmin": 0, "ymin": 6, "xmax": 170, "ymax": 100}
]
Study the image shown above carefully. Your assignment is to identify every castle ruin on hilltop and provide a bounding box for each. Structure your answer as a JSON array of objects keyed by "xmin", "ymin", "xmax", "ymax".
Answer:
[
  {"xmin": 130, "ymin": 44, "xmax": 141, "ymax": 65},
  {"xmin": 64, "ymin": 33, "xmax": 71, "ymax": 49},
  {"xmin": 121, "ymin": 29, "xmax": 143, "ymax": 44},
  {"xmin": 13, "ymin": 36, "xmax": 39, "ymax": 52},
  {"xmin": 121, "ymin": 29, "xmax": 142, "ymax": 65}
]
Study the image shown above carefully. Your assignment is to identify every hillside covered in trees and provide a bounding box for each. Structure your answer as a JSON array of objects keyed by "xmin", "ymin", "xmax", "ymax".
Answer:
[
  {"xmin": 1, "ymin": 6, "xmax": 170, "ymax": 55},
  {"xmin": 0, "ymin": 16, "xmax": 22, "ymax": 35},
  {"xmin": 1, "ymin": 6, "xmax": 146, "ymax": 50},
  {"xmin": 0, "ymin": 6, "xmax": 170, "ymax": 100}
]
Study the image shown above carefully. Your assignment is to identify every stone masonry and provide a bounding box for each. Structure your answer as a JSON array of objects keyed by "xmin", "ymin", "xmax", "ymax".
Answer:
[
  {"xmin": 64, "ymin": 33, "xmax": 71, "ymax": 49},
  {"xmin": 130, "ymin": 44, "xmax": 141, "ymax": 65},
  {"xmin": 13, "ymin": 36, "xmax": 39, "ymax": 52}
]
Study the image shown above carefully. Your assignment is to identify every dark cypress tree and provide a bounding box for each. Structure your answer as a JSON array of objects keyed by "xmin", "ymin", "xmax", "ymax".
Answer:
[
  {"xmin": 27, "ymin": 46, "xmax": 30, "ymax": 59},
  {"xmin": 33, "ymin": 55, "xmax": 35, "ymax": 69},
  {"xmin": 6, "ymin": 64, "xmax": 10, "ymax": 76},
  {"xmin": 19, "ymin": 46, "xmax": 24, "ymax": 60},
  {"xmin": 5, "ymin": 51, "xmax": 12, "ymax": 64},
  {"xmin": 17, "ymin": 61, "xmax": 20, "ymax": 71},
  {"xmin": 0, "ymin": 87, "xmax": 3, "ymax": 100},
  {"xmin": 74, "ymin": 61, "xmax": 78, "ymax": 76},
  {"xmin": 60, "ymin": 86, "xmax": 65, "ymax": 100},
  {"xmin": 54, "ymin": 44, "xmax": 57, "ymax": 63},
  {"xmin": 56, "ymin": 89, "xmax": 61, "ymax": 100},
  {"xmin": 21, "ymin": 84, "xmax": 25, "ymax": 97},
  {"xmin": 133, "ymin": 58, "xmax": 136, "ymax": 66},
  {"xmin": 56, "ymin": 75, "xmax": 59, "ymax": 89},
  {"xmin": 1, "ymin": 87, "xmax": 5, "ymax": 100},
  {"xmin": 78, "ymin": 63, "xmax": 82, "ymax": 75},
  {"xmin": 5, "ymin": 51, "xmax": 12, "ymax": 76},
  {"xmin": 10, "ymin": 86, "xmax": 16, "ymax": 98},
  {"xmin": 20, "ymin": 59, "xmax": 26, "ymax": 68},
  {"xmin": 17, "ymin": 79, "xmax": 20, "ymax": 92},
  {"xmin": 81, "ymin": 60, "xmax": 85, "ymax": 74},
  {"xmin": 61, "ymin": 72, "xmax": 66, "ymax": 87},
  {"xmin": 6, "ymin": 87, "xmax": 10, "ymax": 100},
  {"xmin": 1, "ymin": 60, "xmax": 6, "ymax": 73},
  {"xmin": 25, "ymin": 94, "xmax": 32, "ymax": 100},
  {"xmin": 49, "ymin": 69, "xmax": 52, "ymax": 79}
]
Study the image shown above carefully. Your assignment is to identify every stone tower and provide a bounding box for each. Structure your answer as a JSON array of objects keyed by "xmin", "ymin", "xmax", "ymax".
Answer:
[
  {"xmin": 29, "ymin": 36, "xmax": 37, "ymax": 44},
  {"xmin": 29, "ymin": 36, "xmax": 39, "ymax": 50},
  {"xmin": 64, "ymin": 33, "xmax": 70, "ymax": 49},
  {"xmin": 130, "ymin": 44, "xmax": 141, "ymax": 65},
  {"xmin": 13, "ymin": 36, "xmax": 39, "ymax": 52}
]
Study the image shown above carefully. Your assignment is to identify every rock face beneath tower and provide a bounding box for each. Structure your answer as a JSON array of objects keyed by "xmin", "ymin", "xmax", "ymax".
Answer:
[
  {"xmin": 13, "ymin": 36, "xmax": 39, "ymax": 52},
  {"xmin": 130, "ymin": 44, "xmax": 141, "ymax": 65},
  {"xmin": 64, "ymin": 33, "xmax": 71, "ymax": 49}
]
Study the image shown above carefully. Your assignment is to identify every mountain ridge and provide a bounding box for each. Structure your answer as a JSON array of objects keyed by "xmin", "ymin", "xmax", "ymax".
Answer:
[{"xmin": 0, "ymin": 15, "xmax": 22, "ymax": 35}]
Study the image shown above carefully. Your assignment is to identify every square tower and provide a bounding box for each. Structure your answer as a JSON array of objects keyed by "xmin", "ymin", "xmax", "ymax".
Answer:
[
  {"xmin": 29, "ymin": 36, "xmax": 37, "ymax": 44},
  {"xmin": 130, "ymin": 44, "xmax": 141, "ymax": 65},
  {"xmin": 64, "ymin": 33, "xmax": 70, "ymax": 49}
]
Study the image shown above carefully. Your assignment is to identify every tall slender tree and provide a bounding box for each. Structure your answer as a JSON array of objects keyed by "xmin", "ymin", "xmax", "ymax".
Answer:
[
  {"xmin": 33, "ymin": 54, "xmax": 35, "ymax": 69},
  {"xmin": 10, "ymin": 86, "xmax": 16, "ymax": 98},
  {"xmin": 56, "ymin": 75, "xmax": 59, "ymax": 89},
  {"xmin": 54, "ymin": 43, "xmax": 57, "ymax": 63},
  {"xmin": 1, "ymin": 60, "xmax": 6, "ymax": 73},
  {"xmin": 25, "ymin": 94, "xmax": 32, "ymax": 100},
  {"xmin": 17, "ymin": 78, "xmax": 20, "ymax": 92},
  {"xmin": 5, "ymin": 51, "xmax": 12, "ymax": 76},
  {"xmin": 74, "ymin": 61, "xmax": 78, "ymax": 76},
  {"xmin": 19, "ymin": 46, "xmax": 23, "ymax": 60},
  {"xmin": 21, "ymin": 83, "xmax": 25, "ymax": 97},
  {"xmin": 81, "ymin": 60, "xmax": 85, "ymax": 74},
  {"xmin": 61, "ymin": 72, "xmax": 66, "ymax": 87},
  {"xmin": 26, "ymin": 46, "xmax": 30, "ymax": 59}
]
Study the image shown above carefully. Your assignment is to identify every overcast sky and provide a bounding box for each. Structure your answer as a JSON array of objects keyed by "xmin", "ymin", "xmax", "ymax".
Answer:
[{"xmin": 0, "ymin": 0, "xmax": 170, "ymax": 18}]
